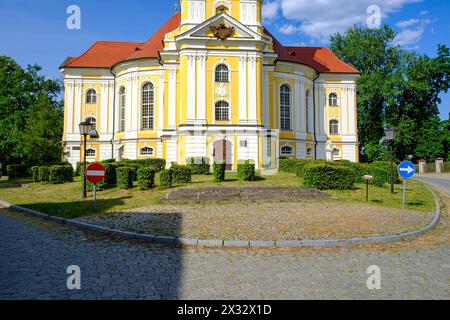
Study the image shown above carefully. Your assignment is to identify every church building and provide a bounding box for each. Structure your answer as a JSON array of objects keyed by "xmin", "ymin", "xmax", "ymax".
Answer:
[{"xmin": 61, "ymin": 0, "xmax": 360, "ymax": 171}]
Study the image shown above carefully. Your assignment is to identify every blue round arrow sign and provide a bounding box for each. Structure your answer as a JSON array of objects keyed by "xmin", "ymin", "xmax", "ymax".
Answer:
[{"xmin": 398, "ymin": 161, "xmax": 415, "ymax": 179}]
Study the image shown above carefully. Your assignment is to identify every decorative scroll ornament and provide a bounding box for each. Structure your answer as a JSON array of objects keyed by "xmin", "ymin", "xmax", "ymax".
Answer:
[{"xmin": 210, "ymin": 23, "xmax": 235, "ymax": 40}]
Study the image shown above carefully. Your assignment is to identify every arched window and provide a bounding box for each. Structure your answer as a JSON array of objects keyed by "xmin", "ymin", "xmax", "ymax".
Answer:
[
  {"xmin": 86, "ymin": 148, "xmax": 96, "ymax": 157},
  {"xmin": 215, "ymin": 64, "xmax": 229, "ymax": 83},
  {"xmin": 332, "ymin": 148, "xmax": 341, "ymax": 160},
  {"xmin": 306, "ymin": 147, "xmax": 313, "ymax": 157},
  {"xmin": 140, "ymin": 147, "xmax": 154, "ymax": 156},
  {"xmin": 329, "ymin": 119, "xmax": 339, "ymax": 135},
  {"xmin": 119, "ymin": 87, "xmax": 126, "ymax": 132},
  {"xmin": 305, "ymin": 90, "xmax": 311, "ymax": 133},
  {"xmin": 86, "ymin": 89, "xmax": 97, "ymax": 104},
  {"xmin": 329, "ymin": 93, "xmax": 338, "ymax": 106},
  {"xmin": 85, "ymin": 117, "xmax": 97, "ymax": 130},
  {"xmin": 215, "ymin": 101, "xmax": 230, "ymax": 121},
  {"xmin": 281, "ymin": 145, "xmax": 294, "ymax": 156},
  {"xmin": 280, "ymin": 84, "xmax": 292, "ymax": 131},
  {"xmin": 142, "ymin": 83, "xmax": 155, "ymax": 130}
]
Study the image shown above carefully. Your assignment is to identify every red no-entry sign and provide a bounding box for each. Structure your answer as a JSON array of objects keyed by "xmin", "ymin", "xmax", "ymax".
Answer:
[{"xmin": 86, "ymin": 163, "xmax": 106, "ymax": 184}]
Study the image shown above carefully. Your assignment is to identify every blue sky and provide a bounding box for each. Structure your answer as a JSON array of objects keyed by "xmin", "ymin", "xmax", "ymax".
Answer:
[{"xmin": 0, "ymin": 0, "xmax": 448, "ymax": 119}]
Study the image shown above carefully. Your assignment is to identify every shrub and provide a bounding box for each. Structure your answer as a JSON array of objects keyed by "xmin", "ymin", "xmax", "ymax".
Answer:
[
  {"xmin": 63, "ymin": 165, "xmax": 74, "ymax": 182},
  {"xmin": 137, "ymin": 167, "xmax": 155, "ymax": 190},
  {"xmin": 187, "ymin": 157, "xmax": 210, "ymax": 175},
  {"xmin": 237, "ymin": 160, "xmax": 256, "ymax": 181},
  {"xmin": 279, "ymin": 158, "xmax": 297, "ymax": 173},
  {"xmin": 141, "ymin": 158, "xmax": 166, "ymax": 173},
  {"xmin": 294, "ymin": 160, "xmax": 326, "ymax": 178},
  {"xmin": 171, "ymin": 165, "xmax": 192, "ymax": 184},
  {"xmin": 367, "ymin": 164, "xmax": 390, "ymax": 187},
  {"xmin": 303, "ymin": 164, "xmax": 357, "ymax": 190},
  {"xmin": 159, "ymin": 169, "xmax": 173, "ymax": 188},
  {"xmin": 76, "ymin": 162, "xmax": 91, "ymax": 177},
  {"xmin": 213, "ymin": 161, "xmax": 226, "ymax": 182},
  {"xmin": 31, "ymin": 166, "xmax": 40, "ymax": 182},
  {"xmin": 7, "ymin": 164, "xmax": 28, "ymax": 180},
  {"xmin": 49, "ymin": 165, "xmax": 70, "ymax": 184},
  {"xmin": 116, "ymin": 167, "xmax": 134, "ymax": 189},
  {"xmin": 371, "ymin": 160, "xmax": 400, "ymax": 183},
  {"xmin": 97, "ymin": 163, "xmax": 117, "ymax": 189},
  {"xmin": 38, "ymin": 166, "xmax": 51, "ymax": 182},
  {"xmin": 331, "ymin": 161, "xmax": 369, "ymax": 182}
]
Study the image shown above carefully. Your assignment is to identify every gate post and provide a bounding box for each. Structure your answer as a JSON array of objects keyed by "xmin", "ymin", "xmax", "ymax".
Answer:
[
  {"xmin": 436, "ymin": 158, "xmax": 444, "ymax": 174},
  {"xmin": 418, "ymin": 159, "xmax": 426, "ymax": 174}
]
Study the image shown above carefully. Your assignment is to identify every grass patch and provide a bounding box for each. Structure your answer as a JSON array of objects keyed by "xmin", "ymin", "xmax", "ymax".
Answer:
[
  {"xmin": 325, "ymin": 179, "xmax": 435, "ymax": 213},
  {"xmin": 0, "ymin": 172, "xmax": 435, "ymax": 219}
]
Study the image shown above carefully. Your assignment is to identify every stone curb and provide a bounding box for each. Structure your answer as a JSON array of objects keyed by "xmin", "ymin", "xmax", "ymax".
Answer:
[{"xmin": 0, "ymin": 183, "xmax": 441, "ymax": 248}]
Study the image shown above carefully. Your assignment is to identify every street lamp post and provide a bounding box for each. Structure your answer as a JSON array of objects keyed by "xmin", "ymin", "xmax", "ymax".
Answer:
[{"xmin": 79, "ymin": 121, "xmax": 92, "ymax": 199}]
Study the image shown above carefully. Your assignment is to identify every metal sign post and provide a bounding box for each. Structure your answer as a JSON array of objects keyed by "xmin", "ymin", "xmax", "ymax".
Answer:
[
  {"xmin": 86, "ymin": 163, "xmax": 106, "ymax": 212},
  {"xmin": 363, "ymin": 175, "xmax": 373, "ymax": 203},
  {"xmin": 398, "ymin": 161, "xmax": 416, "ymax": 208}
]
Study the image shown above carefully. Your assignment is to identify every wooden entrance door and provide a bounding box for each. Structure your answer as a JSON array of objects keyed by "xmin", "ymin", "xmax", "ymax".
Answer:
[{"xmin": 213, "ymin": 139, "xmax": 233, "ymax": 170}]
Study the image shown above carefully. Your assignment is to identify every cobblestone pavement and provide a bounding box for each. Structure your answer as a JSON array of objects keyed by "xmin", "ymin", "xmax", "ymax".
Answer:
[
  {"xmin": 0, "ymin": 207, "xmax": 448, "ymax": 300},
  {"xmin": 74, "ymin": 202, "xmax": 432, "ymax": 241}
]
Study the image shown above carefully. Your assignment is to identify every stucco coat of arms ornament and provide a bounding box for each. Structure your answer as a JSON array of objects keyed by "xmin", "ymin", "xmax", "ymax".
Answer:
[
  {"xmin": 210, "ymin": 23, "xmax": 235, "ymax": 40},
  {"xmin": 217, "ymin": 84, "xmax": 227, "ymax": 97}
]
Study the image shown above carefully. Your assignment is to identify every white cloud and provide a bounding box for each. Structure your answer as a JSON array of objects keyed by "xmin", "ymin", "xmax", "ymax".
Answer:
[
  {"xmin": 396, "ymin": 18, "xmax": 420, "ymax": 28},
  {"xmin": 279, "ymin": 24, "xmax": 302, "ymax": 35},
  {"xmin": 394, "ymin": 26, "xmax": 424, "ymax": 46},
  {"xmin": 420, "ymin": 10, "xmax": 428, "ymax": 15},
  {"xmin": 262, "ymin": 0, "xmax": 281, "ymax": 22},
  {"xmin": 277, "ymin": 0, "xmax": 422, "ymax": 42}
]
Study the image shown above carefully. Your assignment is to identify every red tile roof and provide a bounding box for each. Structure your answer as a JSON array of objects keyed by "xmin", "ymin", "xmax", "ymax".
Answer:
[
  {"xmin": 285, "ymin": 46, "xmax": 359, "ymax": 74},
  {"xmin": 62, "ymin": 14, "xmax": 358, "ymax": 74},
  {"xmin": 62, "ymin": 41, "xmax": 144, "ymax": 68},
  {"xmin": 124, "ymin": 13, "xmax": 181, "ymax": 62}
]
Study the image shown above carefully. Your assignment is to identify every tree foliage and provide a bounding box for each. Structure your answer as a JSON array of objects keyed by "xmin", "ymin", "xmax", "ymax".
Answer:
[
  {"xmin": 330, "ymin": 26, "xmax": 450, "ymax": 162},
  {"xmin": 0, "ymin": 56, "xmax": 62, "ymax": 170}
]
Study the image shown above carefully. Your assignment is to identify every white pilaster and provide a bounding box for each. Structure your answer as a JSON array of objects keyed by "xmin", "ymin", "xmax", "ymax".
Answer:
[
  {"xmin": 295, "ymin": 79, "xmax": 301, "ymax": 134},
  {"xmin": 262, "ymin": 69, "xmax": 270, "ymax": 128},
  {"xmin": 158, "ymin": 74, "xmax": 165, "ymax": 135},
  {"xmin": 100, "ymin": 83, "xmax": 108, "ymax": 135},
  {"xmin": 168, "ymin": 68, "xmax": 177, "ymax": 129},
  {"xmin": 187, "ymin": 54, "xmax": 197, "ymax": 122},
  {"xmin": 238, "ymin": 56, "xmax": 247, "ymax": 123},
  {"xmin": 248, "ymin": 56, "xmax": 257, "ymax": 124},
  {"xmin": 74, "ymin": 82, "xmax": 82, "ymax": 134},
  {"xmin": 196, "ymin": 53, "xmax": 207, "ymax": 123},
  {"xmin": 65, "ymin": 82, "xmax": 74, "ymax": 134}
]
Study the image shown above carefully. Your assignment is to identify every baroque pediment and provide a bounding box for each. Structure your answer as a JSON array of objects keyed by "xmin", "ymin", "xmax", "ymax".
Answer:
[{"xmin": 177, "ymin": 12, "xmax": 264, "ymax": 42}]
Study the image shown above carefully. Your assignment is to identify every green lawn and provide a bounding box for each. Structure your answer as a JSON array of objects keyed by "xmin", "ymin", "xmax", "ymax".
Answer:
[{"xmin": 0, "ymin": 172, "xmax": 435, "ymax": 219}]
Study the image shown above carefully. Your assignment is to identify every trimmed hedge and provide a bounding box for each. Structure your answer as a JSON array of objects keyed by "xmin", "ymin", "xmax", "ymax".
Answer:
[
  {"xmin": 303, "ymin": 164, "xmax": 357, "ymax": 190},
  {"xmin": 187, "ymin": 157, "xmax": 210, "ymax": 175},
  {"xmin": 237, "ymin": 161, "xmax": 256, "ymax": 181},
  {"xmin": 31, "ymin": 166, "xmax": 40, "ymax": 182},
  {"xmin": 49, "ymin": 165, "xmax": 73, "ymax": 184},
  {"xmin": 367, "ymin": 165, "xmax": 390, "ymax": 187},
  {"xmin": 119, "ymin": 158, "xmax": 166, "ymax": 173},
  {"xmin": 213, "ymin": 162, "xmax": 226, "ymax": 182},
  {"xmin": 116, "ymin": 167, "xmax": 134, "ymax": 189},
  {"xmin": 98, "ymin": 162, "xmax": 117, "ymax": 189},
  {"xmin": 38, "ymin": 166, "xmax": 51, "ymax": 182},
  {"xmin": 170, "ymin": 165, "xmax": 192, "ymax": 184},
  {"xmin": 137, "ymin": 167, "xmax": 155, "ymax": 190},
  {"xmin": 7, "ymin": 164, "xmax": 28, "ymax": 180},
  {"xmin": 159, "ymin": 169, "xmax": 173, "ymax": 189}
]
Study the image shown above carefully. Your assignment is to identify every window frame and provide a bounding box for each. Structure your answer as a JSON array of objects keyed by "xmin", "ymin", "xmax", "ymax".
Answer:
[
  {"xmin": 141, "ymin": 82, "xmax": 155, "ymax": 131},
  {"xmin": 86, "ymin": 89, "xmax": 97, "ymax": 104},
  {"xmin": 215, "ymin": 100, "xmax": 230, "ymax": 121},
  {"xmin": 85, "ymin": 117, "xmax": 97, "ymax": 131},
  {"xmin": 329, "ymin": 119, "xmax": 340, "ymax": 135},
  {"xmin": 328, "ymin": 92, "xmax": 339, "ymax": 107},
  {"xmin": 280, "ymin": 84, "xmax": 292, "ymax": 132},
  {"xmin": 140, "ymin": 146, "xmax": 154, "ymax": 157},
  {"xmin": 280, "ymin": 145, "xmax": 294, "ymax": 156},
  {"xmin": 214, "ymin": 64, "xmax": 230, "ymax": 83},
  {"xmin": 119, "ymin": 87, "xmax": 126, "ymax": 133},
  {"xmin": 86, "ymin": 148, "xmax": 96, "ymax": 158}
]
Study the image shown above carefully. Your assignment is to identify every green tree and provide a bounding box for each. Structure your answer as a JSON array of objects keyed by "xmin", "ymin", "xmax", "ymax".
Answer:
[
  {"xmin": 18, "ymin": 96, "xmax": 63, "ymax": 166},
  {"xmin": 0, "ymin": 56, "xmax": 62, "ymax": 171},
  {"xmin": 330, "ymin": 26, "xmax": 450, "ymax": 163}
]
